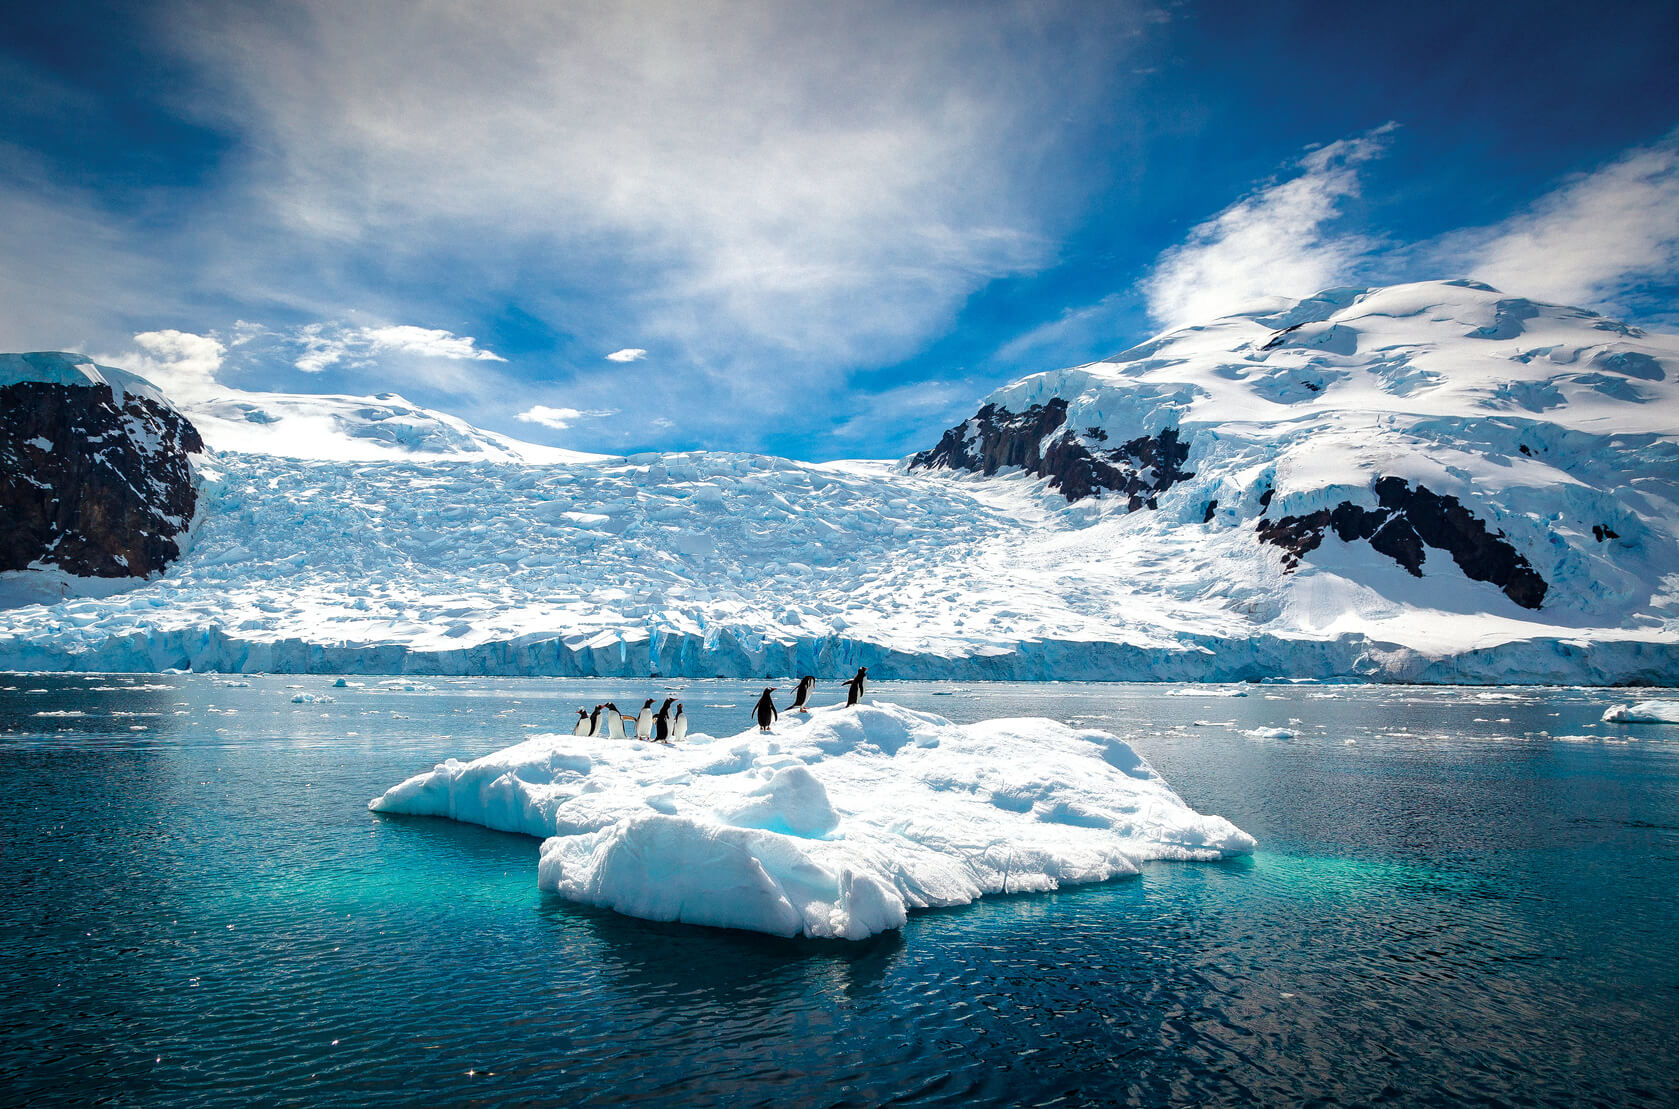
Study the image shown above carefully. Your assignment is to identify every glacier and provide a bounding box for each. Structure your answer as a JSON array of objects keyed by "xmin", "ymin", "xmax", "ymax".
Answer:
[
  {"xmin": 368, "ymin": 701, "xmax": 1255, "ymax": 939},
  {"xmin": 2, "ymin": 279, "xmax": 1677, "ymax": 683}
]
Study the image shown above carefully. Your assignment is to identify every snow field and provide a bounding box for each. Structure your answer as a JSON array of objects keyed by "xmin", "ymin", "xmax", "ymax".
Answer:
[{"xmin": 368, "ymin": 701, "xmax": 1255, "ymax": 939}]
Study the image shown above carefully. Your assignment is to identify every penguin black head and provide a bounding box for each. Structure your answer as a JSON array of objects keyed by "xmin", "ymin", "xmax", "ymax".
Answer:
[{"xmin": 643, "ymin": 698, "xmax": 654, "ymax": 708}]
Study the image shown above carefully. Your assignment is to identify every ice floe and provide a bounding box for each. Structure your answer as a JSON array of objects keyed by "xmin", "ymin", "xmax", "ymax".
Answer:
[
  {"xmin": 369, "ymin": 701, "xmax": 1254, "ymax": 939},
  {"xmin": 1602, "ymin": 700, "xmax": 1679, "ymax": 724}
]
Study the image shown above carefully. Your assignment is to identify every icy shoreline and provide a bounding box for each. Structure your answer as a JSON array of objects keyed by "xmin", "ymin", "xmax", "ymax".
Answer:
[{"xmin": 369, "ymin": 701, "xmax": 1255, "ymax": 939}]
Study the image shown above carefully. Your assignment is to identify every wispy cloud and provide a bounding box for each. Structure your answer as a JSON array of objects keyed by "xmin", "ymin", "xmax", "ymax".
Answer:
[
  {"xmin": 515, "ymin": 404, "xmax": 617, "ymax": 430},
  {"xmin": 169, "ymin": 0, "xmax": 1158, "ymax": 380},
  {"xmin": 1141, "ymin": 124, "xmax": 1397, "ymax": 327},
  {"xmin": 293, "ymin": 324, "xmax": 503, "ymax": 373},
  {"xmin": 605, "ymin": 348, "xmax": 647, "ymax": 363},
  {"xmin": 1442, "ymin": 130, "xmax": 1679, "ymax": 313}
]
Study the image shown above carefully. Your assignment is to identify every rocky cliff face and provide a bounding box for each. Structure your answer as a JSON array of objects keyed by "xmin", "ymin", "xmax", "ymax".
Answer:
[
  {"xmin": 1, "ymin": 354, "xmax": 202, "ymax": 579},
  {"xmin": 910, "ymin": 399, "xmax": 1193, "ymax": 509},
  {"xmin": 1255, "ymin": 477, "xmax": 1548, "ymax": 609}
]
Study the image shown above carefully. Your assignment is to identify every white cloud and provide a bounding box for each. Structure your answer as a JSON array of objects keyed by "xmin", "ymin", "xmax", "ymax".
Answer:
[
  {"xmin": 605, "ymin": 348, "xmax": 647, "ymax": 362},
  {"xmin": 515, "ymin": 404, "xmax": 617, "ymax": 430},
  {"xmin": 1451, "ymin": 131, "xmax": 1679, "ymax": 311},
  {"xmin": 117, "ymin": 329, "xmax": 228, "ymax": 396},
  {"xmin": 292, "ymin": 323, "xmax": 503, "ymax": 373},
  {"xmin": 1142, "ymin": 124, "xmax": 1397, "ymax": 327}
]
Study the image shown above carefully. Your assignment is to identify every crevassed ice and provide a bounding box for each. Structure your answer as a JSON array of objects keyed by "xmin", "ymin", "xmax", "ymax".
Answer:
[{"xmin": 369, "ymin": 701, "xmax": 1255, "ymax": 939}]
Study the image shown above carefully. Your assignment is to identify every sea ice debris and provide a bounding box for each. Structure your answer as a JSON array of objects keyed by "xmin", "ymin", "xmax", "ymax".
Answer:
[{"xmin": 1602, "ymin": 700, "xmax": 1679, "ymax": 724}]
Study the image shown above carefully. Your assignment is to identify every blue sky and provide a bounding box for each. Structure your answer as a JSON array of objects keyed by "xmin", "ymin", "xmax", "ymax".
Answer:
[{"xmin": 2, "ymin": 0, "xmax": 1676, "ymax": 460}]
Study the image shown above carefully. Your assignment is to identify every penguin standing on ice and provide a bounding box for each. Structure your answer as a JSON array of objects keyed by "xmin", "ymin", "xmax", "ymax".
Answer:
[
  {"xmin": 605, "ymin": 702, "xmax": 626, "ymax": 739},
  {"xmin": 587, "ymin": 704, "xmax": 605, "ymax": 737},
  {"xmin": 635, "ymin": 698, "xmax": 655, "ymax": 740},
  {"xmin": 672, "ymin": 703, "xmax": 688, "ymax": 742},
  {"xmin": 654, "ymin": 699, "xmax": 674, "ymax": 743},
  {"xmin": 787, "ymin": 675, "xmax": 816, "ymax": 714},
  {"xmin": 753, "ymin": 687, "xmax": 779, "ymax": 733},
  {"xmin": 572, "ymin": 709, "xmax": 590, "ymax": 736},
  {"xmin": 845, "ymin": 667, "xmax": 868, "ymax": 707}
]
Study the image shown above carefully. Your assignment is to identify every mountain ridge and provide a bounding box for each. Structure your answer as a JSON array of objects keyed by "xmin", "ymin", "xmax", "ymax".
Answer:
[{"xmin": 1, "ymin": 279, "xmax": 1675, "ymax": 683}]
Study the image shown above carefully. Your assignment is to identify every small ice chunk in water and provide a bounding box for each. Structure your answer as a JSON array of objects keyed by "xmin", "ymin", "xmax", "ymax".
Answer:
[{"xmin": 1602, "ymin": 700, "xmax": 1679, "ymax": 725}]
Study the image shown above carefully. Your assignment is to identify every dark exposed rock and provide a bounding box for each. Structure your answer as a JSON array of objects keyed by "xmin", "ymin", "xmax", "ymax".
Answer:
[
  {"xmin": 1202, "ymin": 499, "xmax": 1218, "ymax": 524},
  {"xmin": 1256, "ymin": 477, "xmax": 1548, "ymax": 609},
  {"xmin": 1, "ymin": 379, "xmax": 202, "ymax": 578},
  {"xmin": 1593, "ymin": 524, "xmax": 1619, "ymax": 542},
  {"xmin": 911, "ymin": 400, "xmax": 1193, "ymax": 506},
  {"xmin": 1254, "ymin": 510, "xmax": 1330, "ymax": 568}
]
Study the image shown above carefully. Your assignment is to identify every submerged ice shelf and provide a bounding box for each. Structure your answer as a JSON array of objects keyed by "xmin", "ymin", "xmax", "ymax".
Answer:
[{"xmin": 369, "ymin": 701, "xmax": 1255, "ymax": 939}]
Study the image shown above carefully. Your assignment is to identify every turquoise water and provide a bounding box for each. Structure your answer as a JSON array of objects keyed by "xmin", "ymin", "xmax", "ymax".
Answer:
[{"xmin": 2, "ymin": 676, "xmax": 1677, "ymax": 1106}]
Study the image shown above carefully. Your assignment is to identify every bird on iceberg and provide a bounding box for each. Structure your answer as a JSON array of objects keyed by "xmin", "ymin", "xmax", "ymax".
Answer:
[
  {"xmin": 634, "ymin": 698, "xmax": 654, "ymax": 739},
  {"xmin": 587, "ymin": 705, "xmax": 605, "ymax": 737},
  {"xmin": 788, "ymin": 675, "xmax": 815, "ymax": 714},
  {"xmin": 605, "ymin": 702, "xmax": 626, "ymax": 739},
  {"xmin": 571, "ymin": 709, "xmax": 590, "ymax": 736},
  {"xmin": 845, "ymin": 667, "xmax": 868, "ymax": 707},
  {"xmin": 654, "ymin": 698, "xmax": 675, "ymax": 743},
  {"xmin": 753, "ymin": 687, "xmax": 779, "ymax": 733},
  {"xmin": 672, "ymin": 703, "xmax": 688, "ymax": 742}
]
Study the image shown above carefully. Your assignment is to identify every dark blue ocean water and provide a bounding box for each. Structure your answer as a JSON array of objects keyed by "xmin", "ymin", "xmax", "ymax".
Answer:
[{"xmin": 2, "ymin": 676, "xmax": 1676, "ymax": 1107}]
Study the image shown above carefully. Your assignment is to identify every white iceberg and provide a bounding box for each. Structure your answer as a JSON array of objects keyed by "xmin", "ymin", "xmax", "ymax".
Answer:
[
  {"xmin": 1602, "ymin": 700, "xmax": 1679, "ymax": 724},
  {"xmin": 369, "ymin": 701, "xmax": 1254, "ymax": 939}
]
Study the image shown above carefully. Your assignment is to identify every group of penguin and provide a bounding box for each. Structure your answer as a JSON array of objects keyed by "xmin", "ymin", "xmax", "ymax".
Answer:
[
  {"xmin": 572, "ymin": 697, "xmax": 688, "ymax": 743},
  {"xmin": 569, "ymin": 667, "xmax": 869, "ymax": 743},
  {"xmin": 751, "ymin": 667, "xmax": 868, "ymax": 733}
]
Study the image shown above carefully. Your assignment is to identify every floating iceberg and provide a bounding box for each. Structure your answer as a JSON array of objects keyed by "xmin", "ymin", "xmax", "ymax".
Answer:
[
  {"xmin": 1602, "ymin": 700, "xmax": 1679, "ymax": 724},
  {"xmin": 369, "ymin": 701, "xmax": 1254, "ymax": 939}
]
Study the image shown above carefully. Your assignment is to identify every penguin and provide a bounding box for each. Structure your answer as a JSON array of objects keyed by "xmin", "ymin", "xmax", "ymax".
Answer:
[
  {"xmin": 572, "ymin": 708, "xmax": 590, "ymax": 736},
  {"xmin": 753, "ymin": 687, "xmax": 779, "ymax": 733},
  {"xmin": 635, "ymin": 698, "xmax": 654, "ymax": 740},
  {"xmin": 671, "ymin": 703, "xmax": 688, "ymax": 742},
  {"xmin": 788, "ymin": 675, "xmax": 816, "ymax": 714},
  {"xmin": 605, "ymin": 702, "xmax": 626, "ymax": 739},
  {"xmin": 845, "ymin": 667, "xmax": 868, "ymax": 707},
  {"xmin": 654, "ymin": 700, "xmax": 673, "ymax": 743},
  {"xmin": 587, "ymin": 704, "xmax": 604, "ymax": 737}
]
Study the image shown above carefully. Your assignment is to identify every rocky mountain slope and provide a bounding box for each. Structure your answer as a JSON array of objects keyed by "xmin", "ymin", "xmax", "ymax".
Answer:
[
  {"xmin": 914, "ymin": 280, "xmax": 1677, "ymax": 623},
  {"xmin": 1, "ymin": 281, "xmax": 1675, "ymax": 682},
  {"xmin": 1, "ymin": 353, "xmax": 202, "ymax": 593}
]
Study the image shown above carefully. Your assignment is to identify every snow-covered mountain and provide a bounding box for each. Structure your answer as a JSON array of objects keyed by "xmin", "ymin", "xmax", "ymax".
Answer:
[
  {"xmin": 2, "ymin": 280, "xmax": 1676, "ymax": 682},
  {"xmin": 174, "ymin": 384, "xmax": 603, "ymax": 464},
  {"xmin": 1, "ymin": 352, "xmax": 202, "ymax": 603}
]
